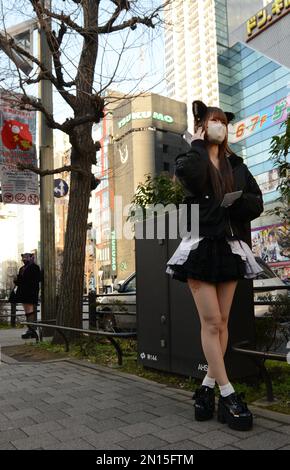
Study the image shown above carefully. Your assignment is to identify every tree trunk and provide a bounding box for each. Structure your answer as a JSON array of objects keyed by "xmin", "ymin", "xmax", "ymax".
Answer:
[
  {"xmin": 55, "ymin": 128, "xmax": 93, "ymax": 341},
  {"xmin": 54, "ymin": 0, "xmax": 100, "ymax": 342}
]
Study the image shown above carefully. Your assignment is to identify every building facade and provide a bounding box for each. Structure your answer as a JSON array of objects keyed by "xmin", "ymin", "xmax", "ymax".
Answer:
[
  {"xmin": 219, "ymin": 0, "xmax": 290, "ymax": 279},
  {"xmin": 90, "ymin": 93, "xmax": 188, "ymax": 290},
  {"xmin": 53, "ymin": 133, "xmax": 70, "ymax": 292},
  {"xmin": 163, "ymin": 0, "xmax": 265, "ymax": 131},
  {"xmin": 164, "ymin": 0, "xmax": 221, "ymax": 132}
]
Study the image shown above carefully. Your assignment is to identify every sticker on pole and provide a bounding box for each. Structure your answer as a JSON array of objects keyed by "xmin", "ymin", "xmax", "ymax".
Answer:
[{"xmin": 54, "ymin": 178, "xmax": 68, "ymax": 198}]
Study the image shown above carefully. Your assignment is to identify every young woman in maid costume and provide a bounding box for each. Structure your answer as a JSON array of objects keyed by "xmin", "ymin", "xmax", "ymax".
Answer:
[{"xmin": 166, "ymin": 101, "xmax": 264, "ymax": 431}]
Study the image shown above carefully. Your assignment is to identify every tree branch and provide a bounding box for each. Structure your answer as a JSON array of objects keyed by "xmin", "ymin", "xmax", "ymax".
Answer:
[
  {"xmin": 51, "ymin": 22, "xmax": 76, "ymax": 88},
  {"xmin": 102, "ymin": 1, "xmax": 130, "ymax": 33},
  {"xmin": 0, "ymin": 32, "xmax": 76, "ymax": 107},
  {"xmin": 19, "ymin": 93, "xmax": 68, "ymax": 132},
  {"xmin": 38, "ymin": 4, "xmax": 85, "ymax": 35},
  {"xmin": 98, "ymin": 0, "xmax": 170, "ymax": 34},
  {"xmin": 16, "ymin": 162, "xmax": 90, "ymax": 177}
]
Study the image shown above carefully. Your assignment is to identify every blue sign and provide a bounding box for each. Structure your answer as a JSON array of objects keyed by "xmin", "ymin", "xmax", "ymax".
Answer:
[{"xmin": 54, "ymin": 178, "xmax": 68, "ymax": 198}]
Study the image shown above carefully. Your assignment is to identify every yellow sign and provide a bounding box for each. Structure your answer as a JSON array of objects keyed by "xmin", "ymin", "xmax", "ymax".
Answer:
[{"xmin": 247, "ymin": 0, "xmax": 290, "ymax": 39}]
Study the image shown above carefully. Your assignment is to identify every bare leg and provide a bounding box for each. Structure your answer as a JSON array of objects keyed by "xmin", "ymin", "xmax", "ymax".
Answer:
[
  {"xmin": 187, "ymin": 278, "xmax": 229, "ymax": 386},
  {"xmin": 23, "ymin": 303, "xmax": 34, "ymax": 315},
  {"xmin": 22, "ymin": 303, "xmax": 36, "ymax": 328},
  {"xmin": 216, "ymin": 280, "xmax": 238, "ymax": 356},
  {"xmin": 205, "ymin": 280, "xmax": 238, "ymax": 379}
]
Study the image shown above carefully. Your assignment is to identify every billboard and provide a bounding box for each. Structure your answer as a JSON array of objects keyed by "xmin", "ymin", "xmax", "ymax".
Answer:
[
  {"xmin": 246, "ymin": 0, "xmax": 290, "ymax": 42},
  {"xmin": 251, "ymin": 223, "xmax": 290, "ymax": 266},
  {"xmin": 113, "ymin": 94, "xmax": 188, "ymax": 139},
  {"xmin": 229, "ymin": 95, "xmax": 290, "ymax": 144},
  {"xmin": 0, "ymin": 92, "xmax": 39, "ymax": 205}
]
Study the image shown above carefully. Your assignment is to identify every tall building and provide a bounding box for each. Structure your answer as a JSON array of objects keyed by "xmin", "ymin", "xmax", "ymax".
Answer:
[
  {"xmin": 230, "ymin": 0, "xmax": 290, "ymax": 68},
  {"xmin": 219, "ymin": 0, "xmax": 290, "ymax": 279},
  {"xmin": 90, "ymin": 101, "xmax": 116, "ymax": 293},
  {"xmin": 90, "ymin": 92, "xmax": 188, "ymax": 290},
  {"xmin": 227, "ymin": 0, "xmax": 265, "ymax": 35},
  {"xmin": 164, "ymin": 0, "xmax": 221, "ymax": 132},
  {"xmin": 164, "ymin": 0, "xmax": 290, "ymax": 279},
  {"xmin": 164, "ymin": 0, "xmax": 265, "ymax": 131}
]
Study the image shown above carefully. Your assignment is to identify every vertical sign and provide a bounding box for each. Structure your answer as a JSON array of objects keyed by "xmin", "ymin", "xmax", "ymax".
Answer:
[
  {"xmin": 0, "ymin": 92, "xmax": 39, "ymax": 205},
  {"xmin": 111, "ymin": 229, "xmax": 117, "ymax": 273}
]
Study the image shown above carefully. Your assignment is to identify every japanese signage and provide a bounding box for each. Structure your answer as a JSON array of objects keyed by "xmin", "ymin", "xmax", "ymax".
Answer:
[
  {"xmin": 247, "ymin": 0, "xmax": 290, "ymax": 41},
  {"xmin": 0, "ymin": 92, "xmax": 39, "ymax": 205},
  {"xmin": 229, "ymin": 95, "xmax": 290, "ymax": 143},
  {"xmin": 111, "ymin": 230, "xmax": 117, "ymax": 272}
]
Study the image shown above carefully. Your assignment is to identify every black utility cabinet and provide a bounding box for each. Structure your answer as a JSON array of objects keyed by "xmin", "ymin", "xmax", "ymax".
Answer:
[{"xmin": 135, "ymin": 211, "xmax": 258, "ymax": 380}]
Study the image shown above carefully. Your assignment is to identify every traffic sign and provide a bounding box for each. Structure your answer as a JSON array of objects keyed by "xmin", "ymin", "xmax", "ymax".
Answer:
[{"xmin": 54, "ymin": 178, "xmax": 68, "ymax": 198}]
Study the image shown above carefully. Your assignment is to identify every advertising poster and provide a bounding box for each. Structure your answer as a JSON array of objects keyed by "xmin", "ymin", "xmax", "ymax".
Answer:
[
  {"xmin": 0, "ymin": 92, "xmax": 39, "ymax": 205},
  {"xmin": 252, "ymin": 223, "xmax": 290, "ymax": 280}
]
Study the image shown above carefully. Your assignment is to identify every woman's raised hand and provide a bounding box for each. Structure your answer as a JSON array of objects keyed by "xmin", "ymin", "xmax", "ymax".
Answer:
[{"xmin": 191, "ymin": 127, "xmax": 205, "ymax": 141}]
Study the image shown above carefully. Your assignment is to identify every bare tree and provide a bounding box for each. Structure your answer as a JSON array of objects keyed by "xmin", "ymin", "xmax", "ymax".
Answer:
[{"xmin": 0, "ymin": 0, "xmax": 171, "ymax": 333}]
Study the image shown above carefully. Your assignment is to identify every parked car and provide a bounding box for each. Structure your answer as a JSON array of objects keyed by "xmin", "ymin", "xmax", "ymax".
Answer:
[
  {"xmin": 96, "ymin": 273, "xmax": 136, "ymax": 332},
  {"xmin": 96, "ymin": 258, "xmax": 288, "ymax": 331}
]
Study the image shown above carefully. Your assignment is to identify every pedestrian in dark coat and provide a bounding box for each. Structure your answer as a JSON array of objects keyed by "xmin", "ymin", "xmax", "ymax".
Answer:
[{"xmin": 9, "ymin": 253, "xmax": 41, "ymax": 339}]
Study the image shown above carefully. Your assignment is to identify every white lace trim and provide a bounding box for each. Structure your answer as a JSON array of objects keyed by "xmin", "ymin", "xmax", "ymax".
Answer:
[{"xmin": 166, "ymin": 236, "xmax": 264, "ymax": 280}]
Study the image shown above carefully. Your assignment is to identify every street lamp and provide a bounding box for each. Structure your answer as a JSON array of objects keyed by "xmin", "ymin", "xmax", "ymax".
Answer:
[{"xmin": 0, "ymin": 19, "xmax": 36, "ymax": 76}]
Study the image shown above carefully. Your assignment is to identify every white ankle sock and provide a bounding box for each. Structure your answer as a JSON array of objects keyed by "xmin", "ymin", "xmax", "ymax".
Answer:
[
  {"xmin": 219, "ymin": 383, "xmax": 235, "ymax": 397},
  {"xmin": 202, "ymin": 375, "xmax": 216, "ymax": 389}
]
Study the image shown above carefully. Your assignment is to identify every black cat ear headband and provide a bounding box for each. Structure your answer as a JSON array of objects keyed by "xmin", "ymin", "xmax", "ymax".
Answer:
[{"xmin": 192, "ymin": 100, "xmax": 235, "ymax": 125}]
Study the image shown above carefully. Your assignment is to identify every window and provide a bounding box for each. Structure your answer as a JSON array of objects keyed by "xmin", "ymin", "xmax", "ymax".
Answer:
[
  {"xmin": 102, "ymin": 208, "xmax": 110, "ymax": 224},
  {"xmin": 123, "ymin": 276, "xmax": 136, "ymax": 293},
  {"xmin": 163, "ymin": 162, "xmax": 170, "ymax": 172},
  {"xmin": 103, "ymin": 154, "xmax": 108, "ymax": 171},
  {"xmin": 102, "ymin": 191, "xmax": 109, "ymax": 208}
]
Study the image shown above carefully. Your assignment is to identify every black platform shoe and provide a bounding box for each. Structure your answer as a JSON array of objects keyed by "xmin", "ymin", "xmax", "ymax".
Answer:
[
  {"xmin": 192, "ymin": 386, "xmax": 215, "ymax": 421},
  {"xmin": 217, "ymin": 392, "xmax": 253, "ymax": 431}
]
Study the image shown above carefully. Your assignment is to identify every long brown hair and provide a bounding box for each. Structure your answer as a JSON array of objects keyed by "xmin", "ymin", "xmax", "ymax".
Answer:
[{"xmin": 195, "ymin": 107, "xmax": 235, "ymax": 200}]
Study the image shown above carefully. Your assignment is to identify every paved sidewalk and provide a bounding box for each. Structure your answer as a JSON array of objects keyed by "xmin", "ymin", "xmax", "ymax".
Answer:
[{"xmin": 0, "ymin": 330, "xmax": 289, "ymax": 450}]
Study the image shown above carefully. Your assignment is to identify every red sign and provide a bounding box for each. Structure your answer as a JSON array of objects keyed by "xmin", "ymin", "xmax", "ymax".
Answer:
[
  {"xmin": 3, "ymin": 193, "xmax": 13, "ymax": 203},
  {"xmin": 27, "ymin": 194, "xmax": 39, "ymax": 205},
  {"xmin": 15, "ymin": 193, "xmax": 26, "ymax": 204}
]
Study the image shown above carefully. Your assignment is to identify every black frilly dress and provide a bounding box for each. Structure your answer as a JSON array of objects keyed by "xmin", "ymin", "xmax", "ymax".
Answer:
[{"xmin": 165, "ymin": 141, "xmax": 264, "ymax": 283}]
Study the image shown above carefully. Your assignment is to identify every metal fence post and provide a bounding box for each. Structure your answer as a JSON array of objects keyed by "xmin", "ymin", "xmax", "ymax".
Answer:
[
  {"xmin": 11, "ymin": 302, "xmax": 16, "ymax": 327},
  {"xmin": 88, "ymin": 291, "xmax": 97, "ymax": 328}
]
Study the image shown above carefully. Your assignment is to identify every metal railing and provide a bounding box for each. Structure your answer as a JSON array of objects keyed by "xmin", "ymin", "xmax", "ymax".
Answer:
[
  {"xmin": 253, "ymin": 284, "xmax": 290, "ymax": 306},
  {"xmin": 0, "ymin": 285, "xmax": 288, "ymax": 327},
  {"xmin": 0, "ymin": 291, "xmax": 137, "ymax": 329}
]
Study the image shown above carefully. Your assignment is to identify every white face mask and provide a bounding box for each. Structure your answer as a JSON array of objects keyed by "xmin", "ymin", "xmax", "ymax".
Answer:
[{"xmin": 206, "ymin": 121, "xmax": 227, "ymax": 144}]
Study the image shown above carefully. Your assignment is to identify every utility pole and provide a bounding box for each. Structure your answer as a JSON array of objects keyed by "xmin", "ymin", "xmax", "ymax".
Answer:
[{"xmin": 38, "ymin": 0, "xmax": 56, "ymax": 321}]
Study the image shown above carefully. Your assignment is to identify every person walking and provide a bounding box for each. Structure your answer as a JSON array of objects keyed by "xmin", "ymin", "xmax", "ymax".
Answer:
[
  {"xmin": 9, "ymin": 253, "xmax": 41, "ymax": 339},
  {"xmin": 166, "ymin": 100, "xmax": 264, "ymax": 431}
]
